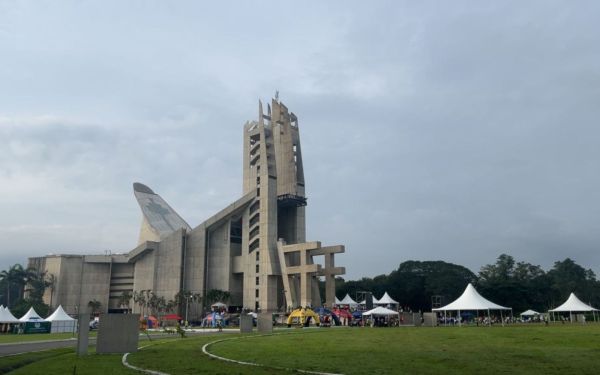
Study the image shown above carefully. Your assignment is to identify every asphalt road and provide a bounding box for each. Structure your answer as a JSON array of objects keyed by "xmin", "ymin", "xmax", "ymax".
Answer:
[
  {"xmin": 0, "ymin": 338, "xmax": 87, "ymax": 356},
  {"xmin": 0, "ymin": 329, "xmax": 228, "ymax": 357}
]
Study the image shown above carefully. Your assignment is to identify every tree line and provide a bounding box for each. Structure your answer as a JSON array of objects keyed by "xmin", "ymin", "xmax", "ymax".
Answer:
[
  {"xmin": 0, "ymin": 264, "xmax": 51, "ymax": 318},
  {"xmin": 335, "ymin": 254, "xmax": 600, "ymax": 313}
]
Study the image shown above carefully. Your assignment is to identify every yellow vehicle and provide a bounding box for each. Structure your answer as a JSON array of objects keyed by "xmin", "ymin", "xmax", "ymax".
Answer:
[{"xmin": 287, "ymin": 308, "xmax": 321, "ymax": 327}]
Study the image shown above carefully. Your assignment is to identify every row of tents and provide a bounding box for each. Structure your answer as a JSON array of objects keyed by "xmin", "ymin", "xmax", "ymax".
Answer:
[
  {"xmin": 335, "ymin": 292, "xmax": 399, "ymax": 308},
  {"xmin": 0, "ymin": 305, "xmax": 76, "ymax": 333},
  {"xmin": 432, "ymin": 283, "xmax": 599, "ymax": 325},
  {"xmin": 287, "ymin": 305, "xmax": 402, "ymax": 327},
  {"xmin": 335, "ymin": 284, "xmax": 599, "ymax": 323}
]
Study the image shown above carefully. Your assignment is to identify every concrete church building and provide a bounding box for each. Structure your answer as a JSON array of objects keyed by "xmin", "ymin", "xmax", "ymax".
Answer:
[{"xmin": 28, "ymin": 98, "xmax": 346, "ymax": 317}]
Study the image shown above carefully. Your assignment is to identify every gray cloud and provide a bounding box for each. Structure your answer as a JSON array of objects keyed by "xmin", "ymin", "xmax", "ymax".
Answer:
[{"xmin": 1, "ymin": 1, "xmax": 599, "ymax": 278}]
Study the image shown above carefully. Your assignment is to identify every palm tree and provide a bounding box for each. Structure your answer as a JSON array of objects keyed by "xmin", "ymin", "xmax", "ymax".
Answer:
[
  {"xmin": 0, "ymin": 264, "xmax": 28, "ymax": 307},
  {"xmin": 118, "ymin": 291, "xmax": 132, "ymax": 312},
  {"xmin": 88, "ymin": 299, "xmax": 102, "ymax": 316},
  {"xmin": 138, "ymin": 291, "xmax": 147, "ymax": 316},
  {"xmin": 0, "ymin": 268, "xmax": 10, "ymax": 307}
]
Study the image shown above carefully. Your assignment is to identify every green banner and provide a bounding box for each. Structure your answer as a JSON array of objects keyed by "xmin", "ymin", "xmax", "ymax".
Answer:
[{"xmin": 23, "ymin": 321, "xmax": 51, "ymax": 334}]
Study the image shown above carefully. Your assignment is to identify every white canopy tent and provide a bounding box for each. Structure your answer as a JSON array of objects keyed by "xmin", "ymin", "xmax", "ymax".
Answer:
[
  {"xmin": 0, "ymin": 306, "xmax": 20, "ymax": 323},
  {"xmin": 45, "ymin": 305, "xmax": 76, "ymax": 333},
  {"xmin": 359, "ymin": 295, "xmax": 380, "ymax": 306},
  {"xmin": 334, "ymin": 296, "xmax": 342, "ymax": 305},
  {"xmin": 19, "ymin": 307, "xmax": 43, "ymax": 322},
  {"xmin": 548, "ymin": 293, "xmax": 598, "ymax": 323},
  {"xmin": 520, "ymin": 309, "xmax": 541, "ymax": 316},
  {"xmin": 432, "ymin": 283, "xmax": 512, "ymax": 326},
  {"xmin": 340, "ymin": 294, "xmax": 359, "ymax": 308},
  {"xmin": 375, "ymin": 292, "xmax": 399, "ymax": 307},
  {"xmin": 362, "ymin": 306, "xmax": 399, "ymax": 316}
]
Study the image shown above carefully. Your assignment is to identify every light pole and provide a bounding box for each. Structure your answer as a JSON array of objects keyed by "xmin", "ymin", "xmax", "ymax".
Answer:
[{"xmin": 185, "ymin": 294, "xmax": 191, "ymax": 325}]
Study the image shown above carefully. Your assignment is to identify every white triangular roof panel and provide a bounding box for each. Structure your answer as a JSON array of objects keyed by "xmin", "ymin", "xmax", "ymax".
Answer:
[
  {"xmin": 363, "ymin": 306, "xmax": 399, "ymax": 316},
  {"xmin": 376, "ymin": 292, "xmax": 399, "ymax": 305},
  {"xmin": 549, "ymin": 293, "xmax": 598, "ymax": 312},
  {"xmin": 340, "ymin": 294, "xmax": 358, "ymax": 306},
  {"xmin": 45, "ymin": 305, "xmax": 75, "ymax": 321},
  {"xmin": 520, "ymin": 309, "xmax": 540, "ymax": 316},
  {"xmin": 432, "ymin": 283, "xmax": 511, "ymax": 311},
  {"xmin": 19, "ymin": 306, "xmax": 43, "ymax": 321},
  {"xmin": 0, "ymin": 307, "xmax": 20, "ymax": 323}
]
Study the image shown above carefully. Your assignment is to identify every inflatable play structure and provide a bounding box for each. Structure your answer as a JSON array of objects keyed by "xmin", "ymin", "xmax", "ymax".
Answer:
[{"xmin": 287, "ymin": 308, "xmax": 321, "ymax": 327}]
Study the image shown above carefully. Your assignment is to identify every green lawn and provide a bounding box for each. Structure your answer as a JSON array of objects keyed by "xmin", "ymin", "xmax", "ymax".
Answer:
[
  {"xmin": 3, "ymin": 325, "xmax": 600, "ymax": 374},
  {"xmin": 3, "ymin": 349, "xmax": 136, "ymax": 375}
]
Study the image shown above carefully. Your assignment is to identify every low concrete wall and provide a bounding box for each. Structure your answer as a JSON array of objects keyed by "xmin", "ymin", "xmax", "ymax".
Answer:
[
  {"xmin": 240, "ymin": 315, "xmax": 253, "ymax": 333},
  {"xmin": 257, "ymin": 313, "xmax": 272, "ymax": 333},
  {"xmin": 423, "ymin": 312, "xmax": 437, "ymax": 327},
  {"xmin": 76, "ymin": 313, "xmax": 90, "ymax": 356},
  {"xmin": 96, "ymin": 314, "xmax": 140, "ymax": 354}
]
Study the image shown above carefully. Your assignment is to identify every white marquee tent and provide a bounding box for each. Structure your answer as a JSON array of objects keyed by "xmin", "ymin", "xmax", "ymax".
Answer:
[
  {"xmin": 519, "ymin": 309, "xmax": 543, "ymax": 322},
  {"xmin": 548, "ymin": 293, "xmax": 598, "ymax": 323},
  {"xmin": 339, "ymin": 294, "xmax": 359, "ymax": 307},
  {"xmin": 432, "ymin": 283, "xmax": 512, "ymax": 326},
  {"xmin": 363, "ymin": 306, "xmax": 399, "ymax": 316},
  {"xmin": 520, "ymin": 309, "xmax": 541, "ymax": 317},
  {"xmin": 19, "ymin": 306, "xmax": 44, "ymax": 322},
  {"xmin": 45, "ymin": 305, "xmax": 76, "ymax": 333},
  {"xmin": 0, "ymin": 306, "xmax": 20, "ymax": 323},
  {"xmin": 375, "ymin": 292, "xmax": 399, "ymax": 307},
  {"xmin": 335, "ymin": 297, "xmax": 342, "ymax": 305},
  {"xmin": 359, "ymin": 296, "xmax": 380, "ymax": 306}
]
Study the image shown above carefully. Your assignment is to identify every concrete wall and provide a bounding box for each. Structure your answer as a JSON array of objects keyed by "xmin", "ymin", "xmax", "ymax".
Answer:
[
  {"xmin": 54, "ymin": 256, "xmax": 84, "ymax": 315},
  {"xmin": 96, "ymin": 314, "xmax": 140, "ymax": 354},
  {"xmin": 154, "ymin": 228, "xmax": 184, "ymax": 297},
  {"xmin": 184, "ymin": 225, "xmax": 206, "ymax": 296},
  {"xmin": 132, "ymin": 248, "xmax": 156, "ymax": 304},
  {"xmin": 206, "ymin": 221, "xmax": 231, "ymax": 292},
  {"xmin": 108, "ymin": 263, "xmax": 134, "ymax": 310},
  {"xmin": 80, "ymin": 261, "xmax": 111, "ymax": 314}
]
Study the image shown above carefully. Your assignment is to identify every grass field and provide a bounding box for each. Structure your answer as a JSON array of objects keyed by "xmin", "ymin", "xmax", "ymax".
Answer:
[{"xmin": 2, "ymin": 324, "xmax": 600, "ymax": 374}]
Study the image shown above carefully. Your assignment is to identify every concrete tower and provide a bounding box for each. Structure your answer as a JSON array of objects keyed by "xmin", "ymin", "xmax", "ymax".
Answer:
[{"xmin": 242, "ymin": 98, "xmax": 308, "ymax": 311}]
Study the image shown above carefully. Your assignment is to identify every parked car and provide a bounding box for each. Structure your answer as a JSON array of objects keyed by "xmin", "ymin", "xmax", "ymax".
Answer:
[{"xmin": 89, "ymin": 319, "xmax": 99, "ymax": 330}]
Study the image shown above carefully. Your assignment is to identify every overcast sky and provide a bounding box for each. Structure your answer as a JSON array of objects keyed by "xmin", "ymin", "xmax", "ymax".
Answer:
[{"xmin": 1, "ymin": 1, "xmax": 599, "ymax": 279}]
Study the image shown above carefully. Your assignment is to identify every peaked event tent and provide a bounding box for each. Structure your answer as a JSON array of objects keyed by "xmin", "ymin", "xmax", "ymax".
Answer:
[
  {"xmin": 548, "ymin": 293, "xmax": 598, "ymax": 322},
  {"xmin": 520, "ymin": 309, "xmax": 541, "ymax": 317},
  {"xmin": 359, "ymin": 296, "xmax": 380, "ymax": 305},
  {"xmin": 19, "ymin": 307, "xmax": 43, "ymax": 322},
  {"xmin": 375, "ymin": 292, "xmax": 399, "ymax": 307},
  {"xmin": 339, "ymin": 294, "xmax": 359, "ymax": 307},
  {"xmin": 45, "ymin": 305, "xmax": 76, "ymax": 333},
  {"xmin": 362, "ymin": 306, "xmax": 399, "ymax": 316},
  {"xmin": 0, "ymin": 306, "xmax": 20, "ymax": 323},
  {"xmin": 432, "ymin": 283, "xmax": 512, "ymax": 326}
]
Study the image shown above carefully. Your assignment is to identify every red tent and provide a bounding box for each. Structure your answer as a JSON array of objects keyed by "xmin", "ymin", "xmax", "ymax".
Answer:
[
  {"xmin": 333, "ymin": 309, "xmax": 353, "ymax": 319},
  {"xmin": 163, "ymin": 314, "xmax": 183, "ymax": 321}
]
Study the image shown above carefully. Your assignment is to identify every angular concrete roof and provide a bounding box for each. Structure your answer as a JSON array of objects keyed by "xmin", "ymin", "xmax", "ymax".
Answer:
[{"xmin": 133, "ymin": 182, "xmax": 191, "ymax": 242}]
